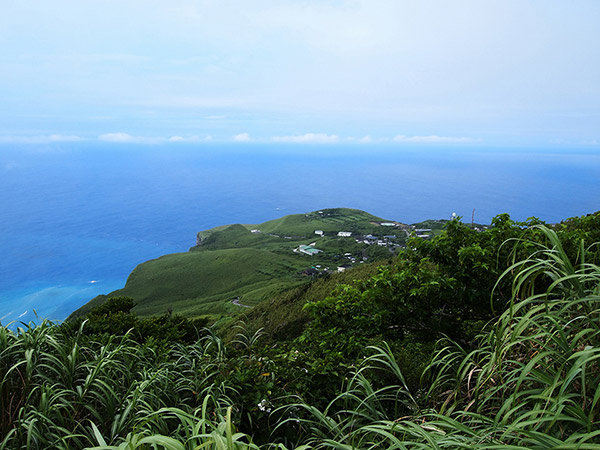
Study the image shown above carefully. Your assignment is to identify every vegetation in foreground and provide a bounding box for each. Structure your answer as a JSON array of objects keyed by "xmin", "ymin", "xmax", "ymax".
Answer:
[{"xmin": 1, "ymin": 212, "xmax": 599, "ymax": 449}]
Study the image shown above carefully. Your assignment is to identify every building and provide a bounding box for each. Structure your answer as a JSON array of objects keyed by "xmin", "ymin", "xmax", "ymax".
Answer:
[
  {"xmin": 337, "ymin": 231, "xmax": 352, "ymax": 237},
  {"xmin": 298, "ymin": 245, "xmax": 323, "ymax": 256},
  {"xmin": 415, "ymin": 228, "xmax": 432, "ymax": 239},
  {"xmin": 314, "ymin": 230, "xmax": 324, "ymax": 236}
]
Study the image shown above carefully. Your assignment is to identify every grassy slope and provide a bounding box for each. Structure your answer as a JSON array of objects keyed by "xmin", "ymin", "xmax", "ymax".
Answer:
[
  {"xmin": 70, "ymin": 208, "xmax": 402, "ymax": 320},
  {"xmin": 74, "ymin": 246, "xmax": 308, "ymax": 318},
  {"xmin": 219, "ymin": 260, "xmax": 386, "ymax": 343}
]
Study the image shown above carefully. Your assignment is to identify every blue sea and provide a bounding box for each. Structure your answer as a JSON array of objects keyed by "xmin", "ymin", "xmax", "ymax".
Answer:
[{"xmin": 1, "ymin": 143, "xmax": 599, "ymax": 324}]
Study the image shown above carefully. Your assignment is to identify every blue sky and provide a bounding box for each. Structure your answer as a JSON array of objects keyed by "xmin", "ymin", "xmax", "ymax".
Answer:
[{"xmin": 1, "ymin": 0, "xmax": 599, "ymax": 147}]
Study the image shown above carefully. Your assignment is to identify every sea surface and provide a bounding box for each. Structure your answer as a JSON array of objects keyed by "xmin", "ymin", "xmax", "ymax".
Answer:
[{"xmin": 1, "ymin": 143, "xmax": 599, "ymax": 324}]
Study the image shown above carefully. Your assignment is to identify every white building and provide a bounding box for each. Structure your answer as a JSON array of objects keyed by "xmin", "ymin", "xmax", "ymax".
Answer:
[
  {"xmin": 298, "ymin": 245, "xmax": 323, "ymax": 256},
  {"xmin": 337, "ymin": 231, "xmax": 352, "ymax": 237},
  {"xmin": 314, "ymin": 230, "xmax": 324, "ymax": 236}
]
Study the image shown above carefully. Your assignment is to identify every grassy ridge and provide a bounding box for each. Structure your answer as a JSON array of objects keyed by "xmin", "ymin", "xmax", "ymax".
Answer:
[{"xmin": 70, "ymin": 208, "xmax": 398, "ymax": 320}]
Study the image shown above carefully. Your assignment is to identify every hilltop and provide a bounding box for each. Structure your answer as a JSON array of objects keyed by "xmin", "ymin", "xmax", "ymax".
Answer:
[{"xmin": 70, "ymin": 208, "xmax": 437, "ymax": 320}]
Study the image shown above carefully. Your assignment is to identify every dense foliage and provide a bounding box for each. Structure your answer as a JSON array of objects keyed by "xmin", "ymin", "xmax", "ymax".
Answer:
[{"xmin": 1, "ymin": 213, "xmax": 598, "ymax": 449}]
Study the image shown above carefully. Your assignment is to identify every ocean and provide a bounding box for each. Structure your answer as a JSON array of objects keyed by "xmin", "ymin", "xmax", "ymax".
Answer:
[{"xmin": 1, "ymin": 143, "xmax": 599, "ymax": 324}]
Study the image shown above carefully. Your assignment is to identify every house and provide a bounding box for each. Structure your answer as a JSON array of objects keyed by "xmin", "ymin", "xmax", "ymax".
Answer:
[
  {"xmin": 250, "ymin": 229, "xmax": 261, "ymax": 233},
  {"xmin": 337, "ymin": 231, "xmax": 352, "ymax": 237},
  {"xmin": 337, "ymin": 264, "xmax": 352, "ymax": 273},
  {"xmin": 380, "ymin": 222, "xmax": 397, "ymax": 227},
  {"xmin": 314, "ymin": 230, "xmax": 324, "ymax": 236}
]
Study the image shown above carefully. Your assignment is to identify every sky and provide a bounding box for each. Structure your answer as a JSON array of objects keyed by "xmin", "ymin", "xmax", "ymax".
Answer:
[{"xmin": 1, "ymin": 0, "xmax": 599, "ymax": 147}]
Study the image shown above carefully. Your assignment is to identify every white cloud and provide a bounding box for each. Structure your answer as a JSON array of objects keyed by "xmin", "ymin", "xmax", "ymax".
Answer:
[
  {"xmin": 98, "ymin": 133, "xmax": 166, "ymax": 144},
  {"xmin": 0, "ymin": 134, "xmax": 83, "ymax": 144},
  {"xmin": 98, "ymin": 133, "xmax": 214, "ymax": 144},
  {"xmin": 271, "ymin": 133, "xmax": 339, "ymax": 143},
  {"xmin": 233, "ymin": 133, "xmax": 251, "ymax": 142},
  {"xmin": 49, "ymin": 134, "xmax": 83, "ymax": 142},
  {"xmin": 99, "ymin": 132, "xmax": 136, "ymax": 142},
  {"xmin": 168, "ymin": 135, "xmax": 212, "ymax": 142},
  {"xmin": 392, "ymin": 135, "xmax": 480, "ymax": 143},
  {"xmin": 345, "ymin": 135, "xmax": 380, "ymax": 143}
]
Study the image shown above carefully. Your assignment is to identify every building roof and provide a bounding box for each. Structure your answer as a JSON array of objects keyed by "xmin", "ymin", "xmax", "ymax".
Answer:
[{"xmin": 299, "ymin": 245, "xmax": 322, "ymax": 255}]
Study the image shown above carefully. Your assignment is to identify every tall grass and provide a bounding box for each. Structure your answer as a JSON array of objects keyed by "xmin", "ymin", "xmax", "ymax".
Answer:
[{"xmin": 0, "ymin": 322, "xmax": 247, "ymax": 449}]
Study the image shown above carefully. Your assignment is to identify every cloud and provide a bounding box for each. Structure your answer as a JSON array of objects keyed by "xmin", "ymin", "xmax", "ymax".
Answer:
[
  {"xmin": 48, "ymin": 134, "xmax": 83, "ymax": 142},
  {"xmin": 271, "ymin": 133, "xmax": 339, "ymax": 143},
  {"xmin": 98, "ymin": 133, "xmax": 166, "ymax": 144},
  {"xmin": 233, "ymin": 133, "xmax": 251, "ymax": 142},
  {"xmin": 98, "ymin": 133, "xmax": 214, "ymax": 144},
  {"xmin": 168, "ymin": 135, "xmax": 212, "ymax": 142},
  {"xmin": 0, "ymin": 134, "xmax": 83, "ymax": 144},
  {"xmin": 98, "ymin": 132, "xmax": 136, "ymax": 142},
  {"xmin": 392, "ymin": 135, "xmax": 480, "ymax": 143}
]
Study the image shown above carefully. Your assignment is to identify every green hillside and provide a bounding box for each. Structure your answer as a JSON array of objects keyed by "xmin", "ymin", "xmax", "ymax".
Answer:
[
  {"xmin": 70, "ymin": 208, "xmax": 402, "ymax": 320},
  {"xmin": 78, "ymin": 247, "xmax": 305, "ymax": 318}
]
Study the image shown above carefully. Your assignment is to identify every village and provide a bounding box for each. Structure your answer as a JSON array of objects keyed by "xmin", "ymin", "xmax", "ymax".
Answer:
[{"xmin": 290, "ymin": 223, "xmax": 434, "ymax": 276}]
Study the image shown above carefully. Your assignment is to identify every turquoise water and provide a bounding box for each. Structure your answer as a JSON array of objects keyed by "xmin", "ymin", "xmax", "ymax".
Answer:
[{"xmin": 1, "ymin": 143, "xmax": 599, "ymax": 323}]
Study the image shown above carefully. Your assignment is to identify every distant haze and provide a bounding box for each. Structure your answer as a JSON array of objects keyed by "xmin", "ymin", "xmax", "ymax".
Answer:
[{"xmin": 1, "ymin": 1, "xmax": 599, "ymax": 147}]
